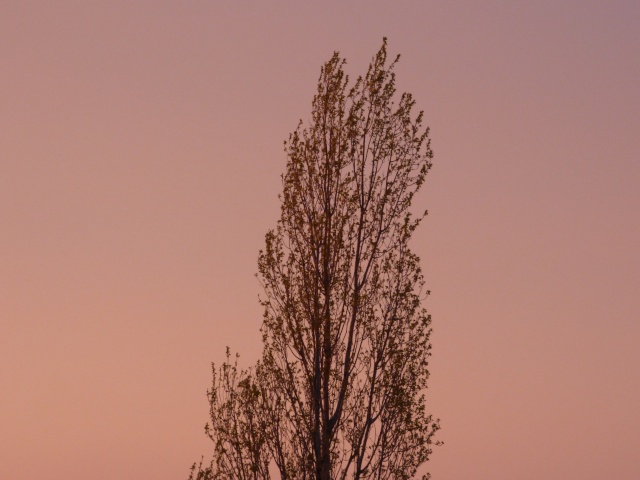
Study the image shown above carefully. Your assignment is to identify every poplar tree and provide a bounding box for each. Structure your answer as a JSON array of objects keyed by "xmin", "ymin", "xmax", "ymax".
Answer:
[{"xmin": 191, "ymin": 39, "xmax": 440, "ymax": 480}]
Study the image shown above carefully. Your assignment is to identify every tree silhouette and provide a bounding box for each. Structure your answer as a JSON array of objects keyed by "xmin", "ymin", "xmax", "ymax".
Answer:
[{"xmin": 191, "ymin": 39, "xmax": 440, "ymax": 480}]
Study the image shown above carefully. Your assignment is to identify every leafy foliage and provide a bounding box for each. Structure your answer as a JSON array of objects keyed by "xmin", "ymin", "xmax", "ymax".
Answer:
[{"xmin": 191, "ymin": 39, "xmax": 440, "ymax": 480}]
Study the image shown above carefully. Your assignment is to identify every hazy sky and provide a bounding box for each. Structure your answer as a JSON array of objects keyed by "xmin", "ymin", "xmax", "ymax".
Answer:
[{"xmin": 1, "ymin": 2, "xmax": 639, "ymax": 479}]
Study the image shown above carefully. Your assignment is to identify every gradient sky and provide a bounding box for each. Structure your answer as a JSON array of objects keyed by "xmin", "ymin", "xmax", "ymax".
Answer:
[{"xmin": 1, "ymin": 2, "xmax": 639, "ymax": 479}]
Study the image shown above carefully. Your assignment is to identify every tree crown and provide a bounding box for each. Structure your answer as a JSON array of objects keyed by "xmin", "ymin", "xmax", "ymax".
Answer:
[{"xmin": 192, "ymin": 39, "xmax": 439, "ymax": 480}]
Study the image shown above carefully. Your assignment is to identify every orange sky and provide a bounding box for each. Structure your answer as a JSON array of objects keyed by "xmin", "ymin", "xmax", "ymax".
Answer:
[{"xmin": 1, "ymin": 2, "xmax": 639, "ymax": 479}]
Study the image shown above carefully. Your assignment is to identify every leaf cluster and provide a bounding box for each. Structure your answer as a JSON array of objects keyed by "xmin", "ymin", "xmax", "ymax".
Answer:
[{"xmin": 192, "ymin": 39, "xmax": 440, "ymax": 480}]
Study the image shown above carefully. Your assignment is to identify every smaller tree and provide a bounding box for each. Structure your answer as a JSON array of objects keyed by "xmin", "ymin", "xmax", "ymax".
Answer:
[{"xmin": 192, "ymin": 39, "xmax": 440, "ymax": 480}]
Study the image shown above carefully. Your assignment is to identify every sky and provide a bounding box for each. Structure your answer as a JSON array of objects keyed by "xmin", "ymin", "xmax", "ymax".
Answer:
[{"xmin": 1, "ymin": 2, "xmax": 639, "ymax": 479}]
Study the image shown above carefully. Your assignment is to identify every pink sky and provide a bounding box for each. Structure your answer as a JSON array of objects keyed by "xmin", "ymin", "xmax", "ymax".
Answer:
[{"xmin": 1, "ymin": 2, "xmax": 639, "ymax": 479}]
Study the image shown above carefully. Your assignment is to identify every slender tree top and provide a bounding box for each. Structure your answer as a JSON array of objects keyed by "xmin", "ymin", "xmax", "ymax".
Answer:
[{"xmin": 192, "ymin": 39, "xmax": 439, "ymax": 480}]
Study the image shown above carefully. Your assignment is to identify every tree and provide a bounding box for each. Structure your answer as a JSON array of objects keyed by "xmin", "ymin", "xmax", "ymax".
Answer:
[{"xmin": 191, "ymin": 39, "xmax": 440, "ymax": 480}]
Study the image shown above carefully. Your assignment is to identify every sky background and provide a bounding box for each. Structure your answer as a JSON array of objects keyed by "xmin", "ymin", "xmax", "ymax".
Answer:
[{"xmin": 1, "ymin": 2, "xmax": 639, "ymax": 479}]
